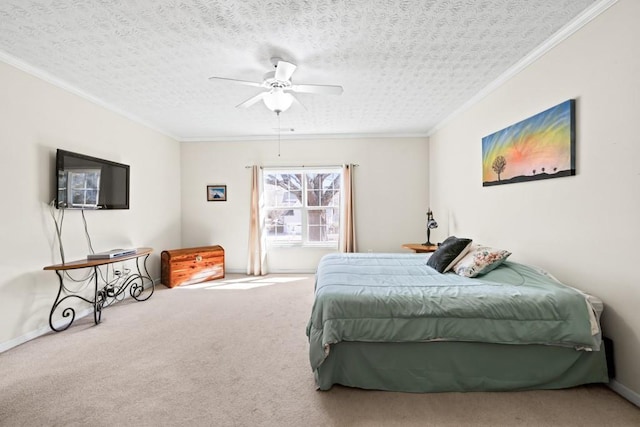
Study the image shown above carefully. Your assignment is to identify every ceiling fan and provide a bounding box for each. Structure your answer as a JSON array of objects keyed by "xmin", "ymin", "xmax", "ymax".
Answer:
[{"xmin": 208, "ymin": 57, "xmax": 343, "ymax": 113}]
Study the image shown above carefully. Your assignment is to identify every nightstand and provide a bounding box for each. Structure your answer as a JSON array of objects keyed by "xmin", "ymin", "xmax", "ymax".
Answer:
[{"xmin": 402, "ymin": 243, "xmax": 438, "ymax": 253}]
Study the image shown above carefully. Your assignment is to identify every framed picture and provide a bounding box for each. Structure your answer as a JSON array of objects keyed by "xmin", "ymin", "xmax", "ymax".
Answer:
[
  {"xmin": 482, "ymin": 99, "xmax": 576, "ymax": 186},
  {"xmin": 207, "ymin": 185, "xmax": 227, "ymax": 201}
]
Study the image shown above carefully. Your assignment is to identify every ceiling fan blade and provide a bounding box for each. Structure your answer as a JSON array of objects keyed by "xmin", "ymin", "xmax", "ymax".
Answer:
[
  {"xmin": 274, "ymin": 60, "xmax": 296, "ymax": 81},
  {"xmin": 290, "ymin": 84, "xmax": 343, "ymax": 95},
  {"xmin": 235, "ymin": 92, "xmax": 267, "ymax": 108},
  {"xmin": 208, "ymin": 76, "xmax": 263, "ymax": 88},
  {"xmin": 290, "ymin": 93, "xmax": 306, "ymax": 111}
]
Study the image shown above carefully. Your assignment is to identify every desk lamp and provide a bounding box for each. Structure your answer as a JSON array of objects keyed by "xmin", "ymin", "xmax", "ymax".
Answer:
[{"xmin": 424, "ymin": 209, "xmax": 438, "ymax": 246}]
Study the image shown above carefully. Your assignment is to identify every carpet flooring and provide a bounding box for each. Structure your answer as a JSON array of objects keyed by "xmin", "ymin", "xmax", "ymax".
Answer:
[{"xmin": 1, "ymin": 274, "xmax": 639, "ymax": 426}]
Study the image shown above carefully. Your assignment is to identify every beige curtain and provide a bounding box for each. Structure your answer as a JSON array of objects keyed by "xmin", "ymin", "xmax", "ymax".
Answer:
[
  {"xmin": 247, "ymin": 165, "xmax": 266, "ymax": 275},
  {"xmin": 339, "ymin": 164, "xmax": 357, "ymax": 252}
]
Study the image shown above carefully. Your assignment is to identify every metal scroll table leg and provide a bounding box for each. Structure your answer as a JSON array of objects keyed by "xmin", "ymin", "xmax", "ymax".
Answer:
[
  {"xmin": 129, "ymin": 254, "xmax": 154, "ymax": 301},
  {"xmin": 93, "ymin": 266, "xmax": 105, "ymax": 325},
  {"xmin": 49, "ymin": 271, "xmax": 73, "ymax": 332},
  {"xmin": 49, "ymin": 271, "xmax": 94, "ymax": 332}
]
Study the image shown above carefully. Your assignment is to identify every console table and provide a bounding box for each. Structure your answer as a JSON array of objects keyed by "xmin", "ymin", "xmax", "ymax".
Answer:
[{"xmin": 43, "ymin": 247, "xmax": 154, "ymax": 332}]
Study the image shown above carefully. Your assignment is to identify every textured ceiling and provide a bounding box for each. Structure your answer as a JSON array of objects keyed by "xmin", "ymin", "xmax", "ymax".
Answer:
[{"xmin": 0, "ymin": 0, "xmax": 603, "ymax": 141}]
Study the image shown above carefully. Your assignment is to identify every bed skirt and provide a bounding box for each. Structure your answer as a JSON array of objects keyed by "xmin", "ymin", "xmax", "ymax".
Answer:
[{"xmin": 315, "ymin": 341, "xmax": 608, "ymax": 392}]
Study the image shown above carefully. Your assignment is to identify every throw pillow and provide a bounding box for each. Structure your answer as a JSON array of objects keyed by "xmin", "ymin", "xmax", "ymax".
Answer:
[
  {"xmin": 453, "ymin": 244, "xmax": 512, "ymax": 277},
  {"xmin": 426, "ymin": 236, "xmax": 473, "ymax": 273}
]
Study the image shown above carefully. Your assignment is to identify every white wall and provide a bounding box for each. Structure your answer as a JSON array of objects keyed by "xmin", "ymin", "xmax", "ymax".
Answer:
[
  {"xmin": 181, "ymin": 137, "xmax": 429, "ymax": 272},
  {"xmin": 0, "ymin": 61, "xmax": 182, "ymax": 349},
  {"xmin": 429, "ymin": 0, "xmax": 639, "ymax": 396}
]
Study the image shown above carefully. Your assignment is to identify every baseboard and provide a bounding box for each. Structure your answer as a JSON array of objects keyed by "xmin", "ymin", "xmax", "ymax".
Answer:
[
  {"xmin": 225, "ymin": 268, "xmax": 316, "ymax": 275},
  {"xmin": 269, "ymin": 269, "xmax": 317, "ymax": 274},
  {"xmin": 0, "ymin": 307, "xmax": 95, "ymax": 354},
  {"xmin": 608, "ymin": 379, "xmax": 640, "ymax": 408},
  {"xmin": 0, "ymin": 278, "xmax": 159, "ymax": 354}
]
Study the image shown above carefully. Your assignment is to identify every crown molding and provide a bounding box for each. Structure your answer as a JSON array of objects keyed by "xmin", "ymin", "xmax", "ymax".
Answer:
[
  {"xmin": 428, "ymin": 0, "xmax": 618, "ymax": 136},
  {"xmin": 0, "ymin": 50, "xmax": 179, "ymax": 141},
  {"xmin": 178, "ymin": 132, "xmax": 429, "ymax": 143}
]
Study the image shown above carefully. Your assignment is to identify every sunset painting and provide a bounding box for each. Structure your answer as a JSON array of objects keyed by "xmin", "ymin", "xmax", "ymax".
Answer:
[{"xmin": 482, "ymin": 100, "xmax": 575, "ymax": 186}]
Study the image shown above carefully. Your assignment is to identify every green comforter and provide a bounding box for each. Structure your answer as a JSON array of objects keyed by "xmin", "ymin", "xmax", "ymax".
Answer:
[{"xmin": 306, "ymin": 253, "xmax": 600, "ymax": 371}]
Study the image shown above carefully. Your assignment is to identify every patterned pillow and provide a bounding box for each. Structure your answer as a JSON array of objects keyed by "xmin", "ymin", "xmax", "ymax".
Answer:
[
  {"xmin": 453, "ymin": 245, "xmax": 511, "ymax": 277},
  {"xmin": 426, "ymin": 236, "xmax": 473, "ymax": 273}
]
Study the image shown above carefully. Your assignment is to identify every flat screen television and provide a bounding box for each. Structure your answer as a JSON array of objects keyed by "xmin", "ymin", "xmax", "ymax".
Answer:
[{"xmin": 56, "ymin": 149, "xmax": 130, "ymax": 210}]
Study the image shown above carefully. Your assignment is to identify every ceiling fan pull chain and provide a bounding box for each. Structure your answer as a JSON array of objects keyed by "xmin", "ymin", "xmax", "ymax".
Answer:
[{"xmin": 277, "ymin": 112, "xmax": 281, "ymax": 157}]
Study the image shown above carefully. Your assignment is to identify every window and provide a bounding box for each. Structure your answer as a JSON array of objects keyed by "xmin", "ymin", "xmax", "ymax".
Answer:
[{"xmin": 263, "ymin": 168, "xmax": 342, "ymax": 246}]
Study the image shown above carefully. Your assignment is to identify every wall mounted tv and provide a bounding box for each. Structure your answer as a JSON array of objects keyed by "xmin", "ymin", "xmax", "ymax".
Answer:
[{"xmin": 56, "ymin": 149, "xmax": 130, "ymax": 210}]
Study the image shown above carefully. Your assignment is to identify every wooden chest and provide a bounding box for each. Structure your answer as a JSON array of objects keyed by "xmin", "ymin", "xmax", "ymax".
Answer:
[{"xmin": 161, "ymin": 245, "xmax": 225, "ymax": 288}]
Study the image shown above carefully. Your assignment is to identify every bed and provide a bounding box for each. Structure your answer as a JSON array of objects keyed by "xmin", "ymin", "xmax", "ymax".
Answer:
[{"xmin": 306, "ymin": 252, "xmax": 609, "ymax": 392}]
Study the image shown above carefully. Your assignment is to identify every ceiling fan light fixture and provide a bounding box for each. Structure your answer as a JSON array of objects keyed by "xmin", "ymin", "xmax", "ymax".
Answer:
[{"xmin": 263, "ymin": 89, "xmax": 293, "ymax": 113}]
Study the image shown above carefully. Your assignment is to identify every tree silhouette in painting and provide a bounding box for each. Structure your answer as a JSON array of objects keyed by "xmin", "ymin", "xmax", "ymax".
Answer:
[{"xmin": 492, "ymin": 156, "xmax": 507, "ymax": 181}]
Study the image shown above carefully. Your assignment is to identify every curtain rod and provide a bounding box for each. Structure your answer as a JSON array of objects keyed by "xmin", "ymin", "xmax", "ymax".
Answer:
[{"xmin": 244, "ymin": 164, "xmax": 359, "ymax": 169}]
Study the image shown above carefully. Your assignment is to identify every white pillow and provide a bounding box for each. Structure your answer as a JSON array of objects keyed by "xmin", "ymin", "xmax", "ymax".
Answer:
[{"xmin": 453, "ymin": 244, "xmax": 511, "ymax": 277}]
